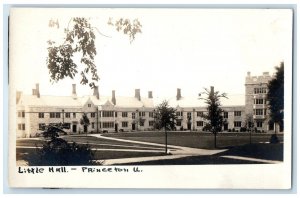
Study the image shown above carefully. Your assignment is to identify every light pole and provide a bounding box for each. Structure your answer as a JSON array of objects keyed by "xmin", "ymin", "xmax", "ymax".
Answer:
[
  {"xmin": 136, "ymin": 109, "xmax": 139, "ymax": 131},
  {"xmin": 62, "ymin": 109, "xmax": 65, "ymax": 125}
]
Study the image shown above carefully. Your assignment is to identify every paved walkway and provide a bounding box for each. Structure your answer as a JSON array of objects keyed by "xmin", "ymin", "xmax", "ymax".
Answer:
[{"xmin": 89, "ymin": 134, "xmax": 227, "ymax": 165}]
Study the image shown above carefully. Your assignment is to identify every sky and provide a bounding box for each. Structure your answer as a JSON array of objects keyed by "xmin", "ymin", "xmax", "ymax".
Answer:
[{"xmin": 9, "ymin": 8, "xmax": 293, "ymax": 102}]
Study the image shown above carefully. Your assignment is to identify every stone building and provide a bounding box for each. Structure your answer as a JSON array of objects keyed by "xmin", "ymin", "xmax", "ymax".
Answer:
[
  {"xmin": 16, "ymin": 71, "xmax": 281, "ymax": 138},
  {"xmin": 245, "ymin": 71, "xmax": 278, "ymax": 132}
]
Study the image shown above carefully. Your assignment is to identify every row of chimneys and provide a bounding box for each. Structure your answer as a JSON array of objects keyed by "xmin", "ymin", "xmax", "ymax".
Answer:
[
  {"xmin": 73, "ymin": 84, "xmax": 154, "ymax": 105},
  {"xmin": 32, "ymin": 83, "xmax": 184, "ymax": 102}
]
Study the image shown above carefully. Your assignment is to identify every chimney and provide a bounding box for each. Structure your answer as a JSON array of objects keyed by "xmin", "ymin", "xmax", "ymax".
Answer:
[
  {"xmin": 35, "ymin": 83, "xmax": 40, "ymax": 98},
  {"xmin": 210, "ymin": 86, "xmax": 214, "ymax": 96},
  {"xmin": 16, "ymin": 91, "xmax": 22, "ymax": 104},
  {"xmin": 135, "ymin": 89, "xmax": 141, "ymax": 101},
  {"xmin": 72, "ymin": 84, "xmax": 77, "ymax": 95},
  {"xmin": 176, "ymin": 88, "xmax": 181, "ymax": 100},
  {"xmin": 112, "ymin": 90, "xmax": 116, "ymax": 105},
  {"xmin": 263, "ymin": 72, "xmax": 269, "ymax": 76},
  {"xmin": 148, "ymin": 91, "xmax": 153, "ymax": 99},
  {"xmin": 247, "ymin": 72, "xmax": 251, "ymax": 77},
  {"xmin": 93, "ymin": 86, "xmax": 99, "ymax": 99}
]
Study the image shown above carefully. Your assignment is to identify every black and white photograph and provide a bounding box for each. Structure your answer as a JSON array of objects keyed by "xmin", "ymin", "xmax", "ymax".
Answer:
[{"xmin": 8, "ymin": 7, "xmax": 293, "ymax": 189}]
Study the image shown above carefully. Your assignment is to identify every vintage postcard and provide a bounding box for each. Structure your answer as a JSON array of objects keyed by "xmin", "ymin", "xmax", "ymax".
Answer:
[{"xmin": 8, "ymin": 8, "xmax": 293, "ymax": 189}]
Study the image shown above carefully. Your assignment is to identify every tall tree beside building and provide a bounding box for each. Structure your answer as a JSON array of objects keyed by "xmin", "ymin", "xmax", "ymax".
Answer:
[
  {"xmin": 47, "ymin": 17, "xmax": 142, "ymax": 88},
  {"xmin": 200, "ymin": 86, "xmax": 227, "ymax": 148},
  {"xmin": 154, "ymin": 100, "xmax": 177, "ymax": 154},
  {"xmin": 267, "ymin": 62, "xmax": 284, "ymax": 134},
  {"xmin": 244, "ymin": 113, "xmax": 255, "ymax": 144},
  {"xmin": 80, "ymin": 113, "xmax": 90, "ymax": 136}
]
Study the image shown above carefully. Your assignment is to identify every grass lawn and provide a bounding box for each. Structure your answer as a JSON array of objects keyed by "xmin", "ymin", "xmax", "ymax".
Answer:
[
  {"xmin": 118, "ymin": 143, "xmax": 283, "ymax": 165},
  {"xmin": 103, "ymin": 131, "xmax": 284, "ymax": 149},
  {"xmin": 16, "ymin": 132, "xmax": 284, "ymax": 165}
]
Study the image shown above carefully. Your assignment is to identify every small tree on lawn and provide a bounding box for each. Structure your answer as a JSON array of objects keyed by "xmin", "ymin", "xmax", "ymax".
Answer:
[
  {"xmin": 199, "ymin": 86, "xmax": 227, "ymax": 148},
  {"xmin": 80, "ymin": 113, "xmax": 90, "ymax": 136},
  {"xmin": 154, "ymin": 100, "xmax": 177, "ymax": 154},
  {"xmin": 244, "ymin": 113, "xmax": 254, "ymax": 144}
]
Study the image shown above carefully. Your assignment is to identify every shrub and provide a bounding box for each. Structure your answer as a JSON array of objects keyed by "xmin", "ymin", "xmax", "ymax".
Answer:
[
  {"xmin": 240, "ymin": 127, "xmax": 247, "ymax": 132},
  {"xmin": 35, "ymin": 139, "xmax": 97, "ymax": 166},
  {"xmin": 29, "ymin": 123, "xmax": 99, "ymax": 166},
  {"xmin": 270, "ymin": 134, "xmax": 280, "ymax": 144},
  {"xmin": 228, "ymin": 129, "xmax": 231, "ymax": 132}
]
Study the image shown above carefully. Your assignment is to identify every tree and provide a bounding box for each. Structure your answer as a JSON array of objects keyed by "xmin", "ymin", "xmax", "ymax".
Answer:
[
  {"xmin": 244, "ymin": 113, "xmax": 254, "ymax": 144},
  {"xmin": 267, "ymin": 62, "xmax": 284, "ymax": 134},
  {"xmin": 199, "ymin": 86, "xmax": 227, "ymax": 148},
  {"xmin": 154, "ymin": 100, "xmax": 177, "ymax": 154},
  {"xmin": 29, "ymin": 123, "xmax": 98, "ymax": 166},
  {"xmin": 47, "ymin": 17, "xmax": 142, "ymax": 88},
  {"xmin": 80, "ymin": 113, "xmax": 90, "ymax": 136}
]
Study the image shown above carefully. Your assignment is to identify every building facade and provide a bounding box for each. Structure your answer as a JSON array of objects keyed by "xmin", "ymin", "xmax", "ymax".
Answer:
[{"xmin": 16, "ymin": 72, "xmax": 281, "ymax": 138}]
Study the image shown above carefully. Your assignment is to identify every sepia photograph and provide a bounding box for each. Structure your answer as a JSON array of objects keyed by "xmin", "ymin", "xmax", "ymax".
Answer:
[{"xmin": 8, "ymin": 7, "xmax": 293, "ymax": 189}]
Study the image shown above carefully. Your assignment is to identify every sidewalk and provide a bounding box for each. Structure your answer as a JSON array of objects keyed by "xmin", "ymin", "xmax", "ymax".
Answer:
[{"xmin": 89, "ymin": 134, "xmax": 227, "ymax": 165}]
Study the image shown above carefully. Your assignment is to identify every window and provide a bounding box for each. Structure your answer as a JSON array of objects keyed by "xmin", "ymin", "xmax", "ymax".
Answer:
[
  {"xmin": 196, "ymin": 121, "xmax": 204, "ymax": 127},
  {"xmin": 122, "ymin": 122, "xmax": 128, "ymax": 127},
  {"xmin": 176, "ymin": 120, "xmax": 182, "ymax": 126},
  {"xmin": 223, "ymin": 112, "xmax": 228, "ymax": 118},
  {"xmin": 254, "ymin": 99, "xmax": 264, "ymax": 104},
  {"xmin": 187, "ymin": 112, "xmax": 192, "ymax": 118},
  {"xmin": 132, "ymin": 112, "xmax": 136, "ymax": 119},
  {"xmin": 18, "ymin": 124, "xmax": 22, "ymax": 130},
  {"xmin": 234, "ymin": 121, "xmax": 242, "ymax": 127},
  {"xmin": 234, "ymin": 111, "xmax": 241, "ymax": 117},
  {"xmin": 91, "ymin": 112, "xmax": 95, "ymax": 118},
  {"xmin": 18, "ymin": 111, "xmax": 25, "ymax": 117},
  {"xmin": 65, "ymin": 113, "xmax": 70, "ymax": 118},
  {"xmin": 149, "ymin": 112, "xmax": 154, "ymax": 118},
  {"xmin": 88, "ymin": 104, "xmax": 91, "ymax": 107},
  {"xmin": 38, "ymin": 113, "xmax": 44, "ymax": 118},
  {"xmin": 39, "ymin": 123, "xmax": 45, "ymax": 130},
  {"xmin": 50, "ymin": 112, "xmax": 55, "ymax": 118},
  {"xmin": 255, "ymin": 109, "xmax": 264, "ymax": 115},
  {"xmin": 149, "ymin": 121, "xmax": 154, "ymax": 126},
  {"xmin": 139, "ymin": 112, "xmax": 145, "ymax": 117},
  {"xmin": 197, "ymin": 111, "xmax": 203, "ymax": 117},
  {"xmin": 55, "ymin": 112, "xmax": 61, "ymax": 118},
  {"xmin": 122, "ymin": 112, "xmax": 128, "ymax": 117},
  {"xmin": 103, "ymin": 111, "xmax": 114, "ymax": 117},
  {"xmin": 73, "ymin": 113, "xmax": 76, "ymax": 118},
  {"xmin": 91, "ymin": 122, "xmax": 95, "ymax": 129},
  {"xmin": 22, "ymin": 124, "xmax": 25, "ymax": 130},
  {"xmin": 256, "ymin": 121, "xmax": 263, "ymax": 128},
  {"xmin": 63, "ymin": 123, "xmax": 71, "ymax": 129},
  {"xmin": 115, "ymin": 112, "xmax": 118, "ymax": 117},
  {"xmin": 176, "ymin": 112, "xmax": 183, "ymax": 116},
  {"xmin": 103, "ymin": 122, "xmax": 114, "ymax": 128},
  {"xmin": 254, "ymin": 87, "xmax": 267, "ymax": 94},
  {"xmin": 140, "ymin": 121, "xmax": 144, "ymax": 127}
]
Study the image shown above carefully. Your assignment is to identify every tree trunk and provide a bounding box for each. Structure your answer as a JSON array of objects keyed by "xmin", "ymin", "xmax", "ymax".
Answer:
[
  {"xmin": 214, "ymin": 132, "xmax": 217, "ymax": 148},
  {"xmin": 165, "ymin": 127, "xmax": 168, "ymax": 154}
]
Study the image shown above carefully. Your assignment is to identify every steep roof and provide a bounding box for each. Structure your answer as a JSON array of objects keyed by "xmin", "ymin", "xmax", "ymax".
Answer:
[
  {"xmin": 18, "ymin": 94, "xmax": 155, "ymax": 109},
  {"xmin": 166, "ymin": 94, "xmax": 244, "ymax": 108},
  {"xmin": 18, "ymin": 95, "xmax": 83, "ymax": 107}
]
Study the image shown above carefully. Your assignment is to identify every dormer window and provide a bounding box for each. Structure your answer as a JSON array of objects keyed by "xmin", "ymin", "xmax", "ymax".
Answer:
[{"xmin": 88, "ymin": 104, "xmax": 91, "ymax": 107}]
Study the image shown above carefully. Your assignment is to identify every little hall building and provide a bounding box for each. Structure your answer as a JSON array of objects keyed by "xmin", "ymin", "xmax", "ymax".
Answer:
[{"xmin": 16, "ymin": 72, "xmax": 281, "ymax": 138}]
